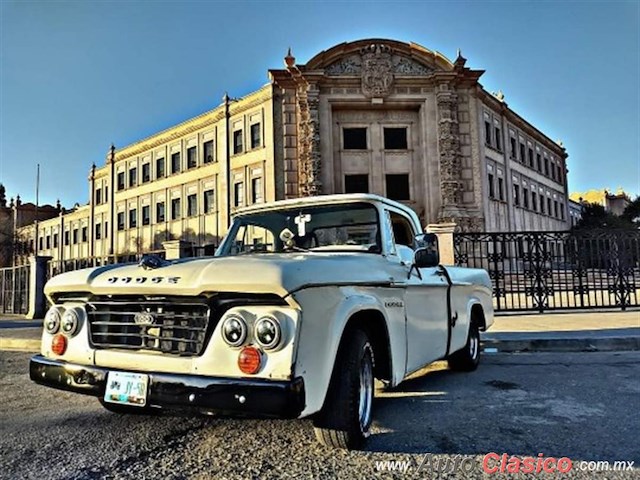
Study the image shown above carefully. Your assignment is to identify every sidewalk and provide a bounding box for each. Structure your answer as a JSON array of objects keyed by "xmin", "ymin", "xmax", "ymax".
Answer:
[{"xmin": 1, "ymin": 310, "xmax": 639, "ymax": 353}]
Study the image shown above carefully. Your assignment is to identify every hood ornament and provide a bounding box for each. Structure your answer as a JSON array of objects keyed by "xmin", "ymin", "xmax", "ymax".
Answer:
[{"xmin": 139, "ymin": 254, "xmax": 169, "ymax": 270}]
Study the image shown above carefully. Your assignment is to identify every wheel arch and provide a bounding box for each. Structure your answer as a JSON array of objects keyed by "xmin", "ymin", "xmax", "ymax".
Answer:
[
  {"xmin": 340, "ymin": 309, "xmax": 393, "ymax": 382},
  {"xmin": 468, "ymin": 301, "xmax": 487, "ymax": 331}
]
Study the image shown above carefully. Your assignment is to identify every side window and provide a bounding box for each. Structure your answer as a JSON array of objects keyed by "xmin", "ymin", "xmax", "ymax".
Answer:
[{"xmin": 389, "ymin": 211, "xmax": 415, "ymax": 248}]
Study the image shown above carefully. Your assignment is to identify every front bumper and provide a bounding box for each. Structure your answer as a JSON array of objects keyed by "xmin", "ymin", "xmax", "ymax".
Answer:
[{"xmin": 29, "ymin": 355, "xmax": 305, "ymax": 418}]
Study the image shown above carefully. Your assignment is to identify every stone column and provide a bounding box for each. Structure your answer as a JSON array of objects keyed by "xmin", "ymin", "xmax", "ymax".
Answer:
[
  {"xmin": 26, "ymin": 255, "xmax": 52, "ymax": 319},
  {"xmin": 427, "ymin": 222, "xmax": 456, "ymax": 266}
]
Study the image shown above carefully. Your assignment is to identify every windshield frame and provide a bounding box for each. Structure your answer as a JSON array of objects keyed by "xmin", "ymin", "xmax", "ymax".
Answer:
[{"xmin": 216, "ymin": 201, "xmax": 383, "ymax": 257}]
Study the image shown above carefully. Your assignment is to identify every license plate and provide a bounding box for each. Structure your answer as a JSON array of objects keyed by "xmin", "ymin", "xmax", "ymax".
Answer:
[{"xmin": 104, "ymin": 371, "xmax": 149, "ymax": 407}]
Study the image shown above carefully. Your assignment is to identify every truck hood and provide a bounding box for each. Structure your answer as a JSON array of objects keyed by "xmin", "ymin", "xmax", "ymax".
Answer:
[{"xmin": 44, "ymin": 253, "xmax": 396, "ymax": 299}]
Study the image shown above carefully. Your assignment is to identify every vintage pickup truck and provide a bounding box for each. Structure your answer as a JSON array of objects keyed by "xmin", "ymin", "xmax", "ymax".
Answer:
[{"xmin": 30, "ymin": 194, "xmax": 493, "ymax": 450}]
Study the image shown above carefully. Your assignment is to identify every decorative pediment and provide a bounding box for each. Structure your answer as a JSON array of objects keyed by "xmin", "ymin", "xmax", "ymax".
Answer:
[{"xmin": 325, "ymin": 51, "xmax": 434, "ymax": 76}]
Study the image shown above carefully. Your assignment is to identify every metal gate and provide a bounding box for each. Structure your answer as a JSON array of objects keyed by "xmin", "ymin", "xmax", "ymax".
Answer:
[
  {"xmin": 0, "ymin": 265, "xmax": 30, "ymax": 315},
  {"xmin": 454, "ymin": 230, "xmax": 640, "ymax": 312}
]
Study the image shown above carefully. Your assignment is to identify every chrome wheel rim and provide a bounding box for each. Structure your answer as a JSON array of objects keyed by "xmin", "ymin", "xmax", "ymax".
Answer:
[
  {"xmin": 470, "ymin": 330, "xmax": 479, "ymax": 360},
  {"xmin": 358, "ymin": 349, "xmax": 374, "ymax": 434}
]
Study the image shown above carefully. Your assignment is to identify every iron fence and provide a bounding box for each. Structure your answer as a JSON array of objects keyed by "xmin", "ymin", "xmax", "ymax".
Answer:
[
  {"xmin": 454, "ymin": 229, "xmax": 640, "ymax": 312},
  {"xmin": 0, "ymin": 265, "xmax": 30, "ymax": 315}
]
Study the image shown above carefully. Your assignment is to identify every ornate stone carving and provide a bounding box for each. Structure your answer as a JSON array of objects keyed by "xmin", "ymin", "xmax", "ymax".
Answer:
[
  {"xmin": 325, "ymin": 52, "xmax": 433, "ymax": 77},
  {"xmin": 325, "ymin": 55, "xmax": 361, "ymax": 75},
  {"xmin": 393, "ymin": 56, "xmax": 433, "ymax": 75},
  {"xmin": 360, "ymin": 43, "xmax": 394, "ymax": 98},
  {"xmin": 437, "ymin": 88, "xmax": 463, "ymax": 213},
  {"xmin": 297, "ymin": 83, "xmax": 322, "ymax": 196}
]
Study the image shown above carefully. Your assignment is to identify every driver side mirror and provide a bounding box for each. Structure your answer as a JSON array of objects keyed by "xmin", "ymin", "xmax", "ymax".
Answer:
[{"xmin": 414, "ymin": 233, "xmax": 439, "ymax": 268}]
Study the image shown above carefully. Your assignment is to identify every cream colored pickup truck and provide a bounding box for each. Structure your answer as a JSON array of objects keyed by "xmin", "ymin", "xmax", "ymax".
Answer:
[{"xmin": 30, "ymin": 194, "xmax": 493, "ymax": 450}]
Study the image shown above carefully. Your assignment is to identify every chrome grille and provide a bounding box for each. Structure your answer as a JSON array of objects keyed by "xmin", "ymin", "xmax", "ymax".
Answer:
[{"xmin": 87, "ymin": 297, "xmax": 211, "ymax": 356}]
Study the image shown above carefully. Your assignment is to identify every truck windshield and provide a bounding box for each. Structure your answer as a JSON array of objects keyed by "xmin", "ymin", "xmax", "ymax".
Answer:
[{"xmin": 217, "ymin": 202, "xmax": 381, "ymax": 256}]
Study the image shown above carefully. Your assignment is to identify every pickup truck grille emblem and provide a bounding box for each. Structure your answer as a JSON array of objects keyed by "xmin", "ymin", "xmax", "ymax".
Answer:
[
  {"xmin": 134, "ymin": 312, "xmax": 156, "ymax": 325},
  {"xmin": 107, "ymin": 276, "xmax": 181, "ymax": 284}
]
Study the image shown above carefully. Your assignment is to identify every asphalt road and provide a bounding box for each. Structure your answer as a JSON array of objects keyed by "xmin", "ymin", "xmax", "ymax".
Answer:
[{"xmin": 1, "ymin": 351, "xmax": 638, "ymax": 479}]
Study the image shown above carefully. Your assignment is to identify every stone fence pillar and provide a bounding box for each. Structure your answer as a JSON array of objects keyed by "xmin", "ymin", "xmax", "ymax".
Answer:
[
  {"xmin": 426, "ymin": 223, "xmax": 456, "ymax": 266},
  {"xmin": 162, "ymin": 240, "xmax": 193, "ymax": 260},
  {"xmin": 26, "ymin": 256, "xmax": 52, "ymax": 319}
]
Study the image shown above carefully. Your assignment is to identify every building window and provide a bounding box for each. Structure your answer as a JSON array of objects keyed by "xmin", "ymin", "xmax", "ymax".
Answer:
[
  {"xmin": 187, "ymin": 147, "xmax": 197, "ymax": 169},
  {"xmin": 560, "ymin": 205, "xmax": 565, "ymax": 220},
  {"xmin": 171, "ymin": 198, "xmax": 181, "ymax": 220},
  {"xmin": 551, "ymin": 163, "xmax": 557, "ymax": 181},
  {"xmin": 250, "ymin": 123, "xmax": 261, "ymax": 149},
  {"xmin": 104, "ymin": 186, "xmax": 109, "ymax": 203},
  {"xmin": 531, "ymin": 192, "xmax": 537, "ymax": 212},
  {"xmin": 384, "ymin": 128, "xmax": 408, "ymax": 149},
  {"xmin": 203, "ymin": 140, "xmax": 214, "ymax": 163},
  {"xmin": 203, "ymin": 189, "xmax": 215, "ymax": 213},
  {"xmin": 142, "ymin": 205, "xmax": 150, "ymax": 226},
  {"xmin": 519, "ymin": 143, "xmax": 525, "ymax": 163},
  {"xmin": 129, "ymin": 209, "xmax": 137, "ymax": 228},
  {"xmin": 72, "ymin": 228, "xmax": 78, "ymax": 244},
  {"xmin": 544, "ymin": 157, "xmax": 549, "ymax": 176},
  {"xmin": 117, "ymin": 172, "xmax": 125, "ymax": 191},
  {"xmin": 386, "ymin": 174, "xmax": 410, "ymax": 201},
  {"xmin": 536, "ymin": 153, "xmax": 542, "ymax": 172},
  {"xmin": 488, "ymin": 173, "xmax": 495, "ymax": 199},
  {"xmin": 523, "ymin": 188, "xmax": 529, "ymax": 209},
  {"xmin": 251, "ymin": 177, "xmax": 263, "ymax": 204},
  {"xmin": 233, "ymin": 130, "xmax": 243, "ymax": 154},
  {"xmin": 494, "ymin": 126, "xmax": 502, "ymax": 150},
  {"xmin": 540, "ymin": 196, "xmax": 545, "ymax": 214},
  {"xmin": 53, "ymin": 233, "xmax": 59, "ymax": 248},
  {"xmin": 187, "ymin": 194, "xmax": 197, "ymax": 217},
  {"xmin": 95, "ymin": 223, "xmax": 102, "ymax": 240},
  {"xmin": 39, "ymin": 237, "xmax": 43, "ymax": 251},
  {"xmin": 547, "ymin": 198, "xmax": 552, "ymax": 216},
  {"xmin": 117, "ymin": 212, "xmax": 125, "ymax": 231},
  {"xmin": 80, "ymin": 227, "xmax": 87, "ymax": 243},
  {"xmin": 142, "ymin": 163, "xmax": 150, "ymax": 183},
  {"xmin": 233, "ymin": 182, "xmax": 244, "ymax": 207},
  {"xmin": 95, "ymin": 188, "xmax": 102, "ymax": 205},
  {"xmin": 509, "ymin": 138, "xmax": 517, "ymax": 159},
  {"xmin": 528, "ymin": 148, "xmax": 534, "ymax": 168},
  {"xmin": 344, "ymin": 174, "xmax": 369, "ymax": 193},
  {"xmin": 553, "ymin": 200, "xmax": 559, "ymax": 218},
  {"xmin": 156, "ymin": 157, "xmax": 165, "ymax": 178},
  {"xmin": 156, "ymin": 202, "xmax": 165, "ymax": 223},
  {"xmin": 513, "ymin": 184, "xmax": 520, "ymax": 206},
  {"xmin": 64, "ymin": 231, "xmax": 70, "ymax": 246},
  {"xmin": 104, "ymin": 222, "xmax": 108, "ymax": 237},
  {"xmin": 129, "ymin": 167, "xmax": 137, "ymax": 187},
  {"xmin": 45, "ymin": 235, "xmax": 51, "ymax": 250},
  {"xmin": 498, "ymin": 177, "xmax": 505, "ymax": 201},
  {"xmin": 484, "ymin": 121, "xmax": 492, "ymax": 145},
  {"xmin": 171, "ymin": 152, "xmax": 181, "ymax": 174},
  {"xmin": 343, "ymin": 128, "xmax": 367, "ymax": 150}
]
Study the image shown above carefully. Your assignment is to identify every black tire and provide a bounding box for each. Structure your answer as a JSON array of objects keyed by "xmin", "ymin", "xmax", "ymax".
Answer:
[
  {"xmin": 99, "ymin": 399, "xmax": 159, "ymax": 415},
  {"xmin": 448, "ymin": 319, "xmax": 480, "ymax": 372},
  {"xmin": 313, "ymin": 329, "xmax": 374, "ymax": 450}
]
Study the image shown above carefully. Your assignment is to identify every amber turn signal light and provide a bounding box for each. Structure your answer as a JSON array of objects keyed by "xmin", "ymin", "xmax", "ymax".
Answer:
[
  {"xmin": 238, "ymin": 346, "xmax": 262, "ymax": 374},
  {"xmin": 51, "ymin": 334, "xmax": 67, "ymax": 356}
]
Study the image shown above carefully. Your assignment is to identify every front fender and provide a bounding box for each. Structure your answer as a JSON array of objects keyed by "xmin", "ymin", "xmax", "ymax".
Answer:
[{"xmin": 289, "ymin": 286, "xmax": 403, "ymax": 417}]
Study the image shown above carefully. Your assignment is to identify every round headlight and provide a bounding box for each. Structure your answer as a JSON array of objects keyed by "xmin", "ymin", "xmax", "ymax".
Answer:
[
  {"xmin": 61, "ymin": 309, "xmax": 80, "ymax": 336},
  {"xmin": 254, "ymin": 316, "xmax": 281, "ymax": 350},
  {"xmin": 222, "ymin": 315, "xmax": 247, "ymax": 347},
  {"xmin": 44, "ymin": 308, "xmax": 61, "ymax": 334}
]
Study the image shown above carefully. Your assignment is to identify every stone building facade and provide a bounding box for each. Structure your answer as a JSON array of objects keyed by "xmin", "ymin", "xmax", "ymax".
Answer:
[{"xmin": 15, "ymin": 38, "xmax": 570, "ymax": 265}]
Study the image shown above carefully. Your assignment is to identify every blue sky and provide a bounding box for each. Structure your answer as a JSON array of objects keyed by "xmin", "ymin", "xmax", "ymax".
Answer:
[{"xmin": 1, "ymin": 1, "xmax": 638, "ymax": 207}]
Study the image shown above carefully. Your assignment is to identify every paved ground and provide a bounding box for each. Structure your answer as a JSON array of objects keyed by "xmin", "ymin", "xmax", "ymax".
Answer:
[{"xmin": 1, "ymin": 350, "xmax": 638, "ymax": 479}]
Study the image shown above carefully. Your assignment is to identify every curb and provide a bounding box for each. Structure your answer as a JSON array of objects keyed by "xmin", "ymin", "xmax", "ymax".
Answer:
[
  {"xmin": 481, "ymin": 337, "xmax": 640, "ymax": 353},
  {"xmin": 0, "ymin": 338, "xmax": 41, "ymax": 352}
]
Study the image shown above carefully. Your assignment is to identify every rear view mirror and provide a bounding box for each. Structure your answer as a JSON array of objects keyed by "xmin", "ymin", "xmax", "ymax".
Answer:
[
  {"xmin": 414, "ymin": 247, "xmax": 439, "ymax": 268},
  {"xmin": 414, "ymin": 233, "xmax": 439, "ymax": 268}
]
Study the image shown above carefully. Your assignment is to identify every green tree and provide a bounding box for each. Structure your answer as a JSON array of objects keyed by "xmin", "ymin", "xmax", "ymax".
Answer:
[
  {"xmin": 0, "ymin": 183, "xmax": 6, "ymax": 208},
  {"xmin": 574, "ymin": 202, "xmax": 633, "ymax": 230},
  {"xmin": 621, "ymin": 196, "xmax": 640, "ymax": 225}
]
